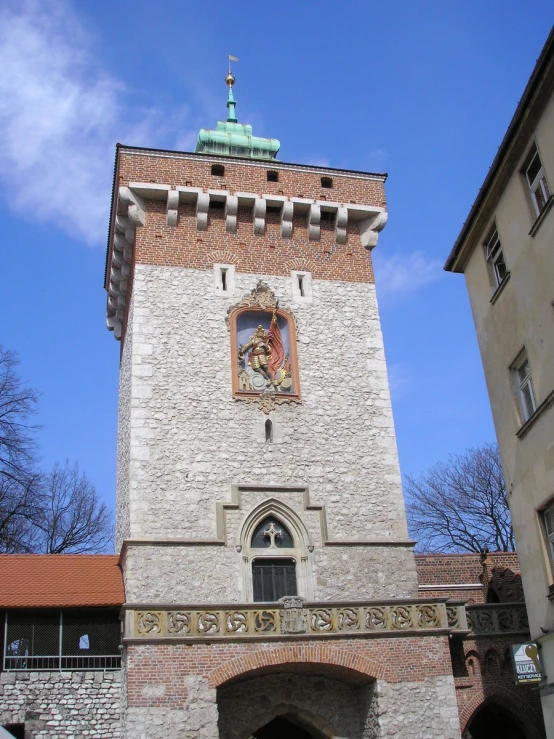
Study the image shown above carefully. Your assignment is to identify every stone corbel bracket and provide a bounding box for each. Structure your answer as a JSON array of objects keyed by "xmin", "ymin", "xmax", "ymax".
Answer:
[
  {"xmin": 127, "ymin": 183, "xmax": 387, "ymax": 249},
  {"xmin": 106, "ymin": 186, "xmax": 146, "ymax": 340},
  {"xmin": 307, "ymin": 203, "xmax": 321, "ymax": 241},
  {"xmin": 359, "ymin": 210, "xmax": 389, "ymax": 250},
  {"xmin": 225, "ymin": 195, "xmax": 238, "ymax": 233},
  {"xmin": 335, "ymin": 206, "xmax": 348, "ymax": 245},
  {"xmin": 107, "ymin": 183, "xmax": 389, "ymax": 340},
  {"xmin": 166, "ymin": 189, "xmax": 179, "ymax": 227}
]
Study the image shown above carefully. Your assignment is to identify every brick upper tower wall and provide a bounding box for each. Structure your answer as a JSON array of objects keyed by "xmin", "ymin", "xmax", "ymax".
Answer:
[
  {"xmin": 117, "ymin": 150, "xmax": 386, "ymax": 213},
  {"xmin": 112, "ymin": 149, "xmax": 386, "ymax": 288}
]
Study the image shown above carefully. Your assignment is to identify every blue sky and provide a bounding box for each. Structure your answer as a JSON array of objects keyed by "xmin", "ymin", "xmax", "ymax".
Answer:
[{"xmin": 1, "ymin": 1, "xmax": 553, "ymax": 526}]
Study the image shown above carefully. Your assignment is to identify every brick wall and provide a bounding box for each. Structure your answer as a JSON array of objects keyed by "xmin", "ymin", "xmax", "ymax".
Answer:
[
  {"xmin": 125, "ymin": 636, "xmax": 453, "ymax": 708},
  {"xmin": 123, "ymin": 638, "xmax": 462, "ymax": 739},
  {"xmin": 113, "ymin": 149, "xmax": 385, "ymax": 285},
  {"xmin": 415, "ymin": 552, "xmax": 521, "ymax": 603},
  {"xmin": 117, "ymin": 150, "xmax": 387, "ymax": 210},
  {"xmin": 453, "ymin": 636, "xmax": 544, "ymax": 737}
]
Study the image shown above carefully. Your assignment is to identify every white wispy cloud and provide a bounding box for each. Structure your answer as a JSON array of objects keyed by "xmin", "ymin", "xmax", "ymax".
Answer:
[
  {"xmin": 300, "ymin": 156, "xmax": 331, "ymax": 168},
  {"xmin": 0, "ymin": 0, "xmax": 194, "ymax": 246},
  {"xmin": 373, "ymin": 250, "xmax": 443, "ymax": 299}
]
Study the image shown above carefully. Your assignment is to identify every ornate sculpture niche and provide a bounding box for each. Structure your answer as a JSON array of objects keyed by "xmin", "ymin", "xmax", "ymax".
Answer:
[{"xmin": 229, "ymin": 283, "xmax": 301, "ymax": 412}]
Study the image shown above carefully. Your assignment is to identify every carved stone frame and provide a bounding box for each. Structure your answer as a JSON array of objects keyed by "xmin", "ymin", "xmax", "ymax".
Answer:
[
  {"xmin": 228, "ymin": 283, "xmax": 301, "ymax": 409},
  {"xmin": 238, "ymin": 499, "xmax": 314, "ymax": 602}
]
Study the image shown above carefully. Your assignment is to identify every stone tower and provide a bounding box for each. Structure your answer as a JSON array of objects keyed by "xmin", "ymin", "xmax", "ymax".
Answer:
[{"xmin": 105, "ymin": 71, "xmax": 462, "ymax": 738}]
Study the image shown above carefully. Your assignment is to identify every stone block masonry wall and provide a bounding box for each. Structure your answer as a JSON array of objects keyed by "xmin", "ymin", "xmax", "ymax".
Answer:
[
  {"xmin": 115, "ymin": 298, "xmax": 133, "ymax": 548},
  {"xmin": 0, "ymin": 670, "xmax": 121, "ymax": 738},
  {"xmin": 119, "ymin": 267, "xmax": 416, "ymax": 602}
]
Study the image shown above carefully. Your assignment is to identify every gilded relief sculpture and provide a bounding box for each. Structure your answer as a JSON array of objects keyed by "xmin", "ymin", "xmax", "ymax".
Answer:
[
  {"xmin": 229, "ymin": 282, "xmax": 300, "ymax": 412},
  {"xmin": 237, "ymin": 310, "xmax": 293, "ymax": 393}
]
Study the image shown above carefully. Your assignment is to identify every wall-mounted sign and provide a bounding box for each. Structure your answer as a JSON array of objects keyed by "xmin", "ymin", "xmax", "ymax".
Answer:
[{"xmin": 512, "ymin": 642, "xmax": 542, "ymax": 684}]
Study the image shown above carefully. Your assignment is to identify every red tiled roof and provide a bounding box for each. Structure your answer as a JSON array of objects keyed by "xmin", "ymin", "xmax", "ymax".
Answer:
[{"xmin": 0, "ymin": 555, "xmax": 124, "ymax": 608}]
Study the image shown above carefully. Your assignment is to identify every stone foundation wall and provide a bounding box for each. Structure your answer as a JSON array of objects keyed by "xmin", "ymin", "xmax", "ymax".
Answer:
[
  {"xmin": 0, "ymin": 670, "xmax": 122, "ymax": 738},
  {"xmin": 123, "ymin": 641, "xmax": 462, "ymax": 739},
  {"xmin": 124, "ymin": 544, "xmax": 417, "ymax": 603}
]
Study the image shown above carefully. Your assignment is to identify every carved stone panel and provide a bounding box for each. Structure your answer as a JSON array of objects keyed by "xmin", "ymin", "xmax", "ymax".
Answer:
[{"xmin": 279, "ymin": 596, "xmax": 308, "ymax": 634}]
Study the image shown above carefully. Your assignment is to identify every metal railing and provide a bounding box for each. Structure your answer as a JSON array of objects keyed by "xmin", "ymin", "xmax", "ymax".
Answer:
[{"xmin": 3, "ymin": 654, "xmax": 121, "ymax": 671}]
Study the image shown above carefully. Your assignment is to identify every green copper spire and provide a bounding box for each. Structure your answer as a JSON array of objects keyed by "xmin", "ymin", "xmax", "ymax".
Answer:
[
  {"xmin": 195, "ymin": 61, "xmax": 280, "ymax": 160},
  {"xmin": 226, "ymin": 73, "xmax": 238, "ymax": 123}
]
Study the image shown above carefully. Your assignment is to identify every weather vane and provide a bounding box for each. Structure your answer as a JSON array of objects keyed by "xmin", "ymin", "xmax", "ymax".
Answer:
[{"xmin": 227, "ymin": 55, "xmax": 239, "ymax": 86}]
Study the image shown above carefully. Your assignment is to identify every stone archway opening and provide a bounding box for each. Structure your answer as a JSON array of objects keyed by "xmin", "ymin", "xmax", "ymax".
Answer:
[
  {"xmin": 217, "ymin": 670, "xmax": 375, "ymax": 739},
  {"xmin": 251, "ymin": 714, "xmax": 328, "ymax": 739},
  {"xmin": 464, "ymin": 700, "xmax": 527, "ymax": 739}
]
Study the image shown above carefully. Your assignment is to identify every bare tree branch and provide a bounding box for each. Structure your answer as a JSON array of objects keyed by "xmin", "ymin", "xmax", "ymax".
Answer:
[
  {"xmin": 33, "ymin": 461, "xmax": 113, "ymax": 553},
  {"xmin": 405, "ymin": 443, "xmax": 514, "ymax": 553},
  {"xmin": 0, "ymin": 348, "xmax": 113, "ymax": 554},
  {"xmin": 0, "ymin": 346, "xmax": 40, "ymax": 476}
]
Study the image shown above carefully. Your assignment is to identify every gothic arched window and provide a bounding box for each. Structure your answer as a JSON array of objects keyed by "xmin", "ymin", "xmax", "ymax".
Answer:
[
  {"xmin": 250, "ymin": 516, "xmax": 297, "ymax": 602},
  {"xmin": 239, "ymin": 502, "xmax": 314, "ymax": 602}
]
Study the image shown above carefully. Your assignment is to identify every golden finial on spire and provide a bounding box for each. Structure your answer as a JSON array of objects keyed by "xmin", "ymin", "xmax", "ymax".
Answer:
[{"xmin": 226, "ymin": 55, "xmax": 238, "ymax": 86}]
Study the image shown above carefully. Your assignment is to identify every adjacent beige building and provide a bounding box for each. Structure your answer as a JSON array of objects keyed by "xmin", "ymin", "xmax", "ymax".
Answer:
[{"xmin": 445, "ymin": 26, "xmax": 554, "ymax": 736}]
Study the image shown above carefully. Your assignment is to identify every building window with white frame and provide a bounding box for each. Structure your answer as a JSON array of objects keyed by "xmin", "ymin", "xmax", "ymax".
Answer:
[
  {"xmin": 524, "ymin": 144, "xmax": 551, "ymax": 217},
  {"xmin": 484, "ymin": 227, "xmax": 508, "ymax": 288},
  {"xmin": 511, "ymin": 350, "xmax": 537, "ymax": 423}
]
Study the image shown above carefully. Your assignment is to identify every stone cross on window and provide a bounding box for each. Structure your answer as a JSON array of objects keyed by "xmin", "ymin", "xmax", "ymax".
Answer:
[{"xmin": 263, "ymin": 522, "xmax": 282, "ymax": 548}]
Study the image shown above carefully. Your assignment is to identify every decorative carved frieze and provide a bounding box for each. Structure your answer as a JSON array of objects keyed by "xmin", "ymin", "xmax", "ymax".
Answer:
[
  {"xmin": 465, "ymin": 603, "xmax": 529, "ymax": 635},
  {"xmin": 127, "ymin": 602, "xmax": 529, "ymax": 642},
  {"xmin": 124, "ymin": 599, "xmax": 452, "ymax": 642}
]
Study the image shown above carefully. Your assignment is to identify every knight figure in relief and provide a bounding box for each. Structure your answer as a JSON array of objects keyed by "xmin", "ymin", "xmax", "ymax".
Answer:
[{"xmin": 237, "ymin": 309, "xmax": 293, "ymax": 394}]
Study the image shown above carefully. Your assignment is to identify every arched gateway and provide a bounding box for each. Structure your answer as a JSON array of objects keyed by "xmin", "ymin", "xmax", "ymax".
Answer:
[
  {"xmin": 217, "ymin": 671, "xmax": 376, "ymax": 739},
  {"xmin": 252, "ymin": 715, "xmax": 328, "ymax": 739}
]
